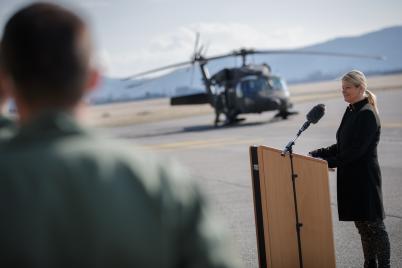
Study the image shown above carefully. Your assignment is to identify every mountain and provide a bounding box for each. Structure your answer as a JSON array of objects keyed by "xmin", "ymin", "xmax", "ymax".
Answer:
[
  {"xmin": 267, "ymin": 25, "xmax": 402, "ymax": 81},
  {"xmin": 90, "ymin": 25, "xmax": 402, "ymax": 104}
]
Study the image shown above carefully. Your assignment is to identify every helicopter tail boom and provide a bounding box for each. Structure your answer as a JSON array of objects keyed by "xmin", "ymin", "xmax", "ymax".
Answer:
[{"xmin": 170, "ymin": 92, "xmax": 210, "ymax": 105}]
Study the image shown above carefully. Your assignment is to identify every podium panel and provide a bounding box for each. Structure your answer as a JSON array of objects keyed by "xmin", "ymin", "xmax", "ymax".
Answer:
[{"xmin": 250, "ymin": 146, "xmax": 335, "ymax": 268}]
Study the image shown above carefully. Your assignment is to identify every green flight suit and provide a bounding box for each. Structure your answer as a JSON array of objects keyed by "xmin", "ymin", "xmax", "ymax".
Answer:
[{"xmin": 0, "ymin": 111, "xmax": 242, "ymax": 268}]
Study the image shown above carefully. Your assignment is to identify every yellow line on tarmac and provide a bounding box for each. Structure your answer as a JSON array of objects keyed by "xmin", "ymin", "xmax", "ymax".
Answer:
[
  {"xmin": 140, "ymin": 123, "xmax": 401, "ymax": 152},
  {"xmin": 186, "ymin": 138, "xmax": 264, "ymax": 150},
  {"xmin": 142, "ymin": 122, "xmax": 401, "ymax": 151},
  {"xmin": 292, "ymin": 86, "xmax": 402, "ymax": 104},
  {"xmin": 145, "ymin": 138, "xmax": 234, "ymax": 149},
  {"xmin": 145, "ymin": 137, "xmax": 264, "ymax": 151},
  {"xmin": 292, "ymin": 92, "xmax": 340, "ymax": 103}
]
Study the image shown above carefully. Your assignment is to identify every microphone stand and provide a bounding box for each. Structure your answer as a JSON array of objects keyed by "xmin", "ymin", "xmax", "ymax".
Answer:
[
  {"xmin": 281, "ymin": 121, "xmax": 310, "ymax": 268},
  {"xmin": 282, "ymin": 121, "xmax": 309, "ymax": 156}
]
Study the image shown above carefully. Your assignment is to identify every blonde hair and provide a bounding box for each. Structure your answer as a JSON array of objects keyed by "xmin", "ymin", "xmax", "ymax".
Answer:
[{"xmin": 342, "ymin": 70, "xmax": 378, "ymax": 113}]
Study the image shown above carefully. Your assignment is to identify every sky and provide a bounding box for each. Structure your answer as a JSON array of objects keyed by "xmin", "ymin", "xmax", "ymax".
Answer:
[{"xmin": 0, "ymin": 0, "xmax": 401, "ymax": 78}]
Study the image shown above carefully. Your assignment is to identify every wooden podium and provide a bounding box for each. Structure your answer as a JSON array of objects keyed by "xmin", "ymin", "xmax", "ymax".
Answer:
[{"xmin": 250, "ymin": 145, "xmax": 335, "ymax": 268}]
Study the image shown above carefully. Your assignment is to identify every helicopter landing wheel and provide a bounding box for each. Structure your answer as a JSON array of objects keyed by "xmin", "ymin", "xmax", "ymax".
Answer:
[
  {"xmin": 274, "ymin": 110, "xmax": 298, "ymax": 120},
  {"xmin": 274, "ymin": 110, "xmax": 288, "ymax": 119}
]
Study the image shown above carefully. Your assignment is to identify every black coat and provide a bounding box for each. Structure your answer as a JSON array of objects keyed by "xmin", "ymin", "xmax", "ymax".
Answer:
[{"xmin": 311, "ymin": 98, "xmax": 385, "ymax": 221}]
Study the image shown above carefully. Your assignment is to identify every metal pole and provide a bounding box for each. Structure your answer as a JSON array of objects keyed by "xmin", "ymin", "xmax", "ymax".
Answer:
[{"xmin": 289, "ymin": 147, "xmax": 304, "ymax": 268}]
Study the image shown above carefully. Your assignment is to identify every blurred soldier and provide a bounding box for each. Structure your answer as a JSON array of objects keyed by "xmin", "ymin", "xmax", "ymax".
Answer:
[{"xmin": 0, "ymin": 3, "xmax": 241, "ymax": 268}]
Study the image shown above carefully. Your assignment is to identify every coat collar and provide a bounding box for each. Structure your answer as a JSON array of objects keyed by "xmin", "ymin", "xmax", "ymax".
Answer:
[
  {"xmin": 11, "ymin": 110, "xmax": 87, "ymax": 142},
  {"xmin": 348, "ymin": 97, "xmax": 368, "ymax": 112}
]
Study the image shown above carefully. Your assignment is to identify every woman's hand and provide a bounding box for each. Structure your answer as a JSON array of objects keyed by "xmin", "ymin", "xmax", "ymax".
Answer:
[{"xmin": 308, "ymin": 149, "xmax": 322, "ymax": 158}]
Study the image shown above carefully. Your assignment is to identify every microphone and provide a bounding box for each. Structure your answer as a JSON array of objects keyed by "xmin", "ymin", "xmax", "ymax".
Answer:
[
  {"xmin": 282, "ymin": 104, "xmax": 325, "ymax": 155},
  {"xmin": 298, "ymin": 104, "xmax": 326, "ymax": 135}
]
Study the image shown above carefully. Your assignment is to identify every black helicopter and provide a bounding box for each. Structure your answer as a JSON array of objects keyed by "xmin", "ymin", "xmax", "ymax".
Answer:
[{"xmin": 124, "ymin": 38, "xmax": 382, "ymax": 126}]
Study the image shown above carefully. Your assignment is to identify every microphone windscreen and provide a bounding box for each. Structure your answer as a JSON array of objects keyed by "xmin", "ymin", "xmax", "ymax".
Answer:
[{"xmin": 306, "ymin": 104, "xmax": 325, "ymax": 124}]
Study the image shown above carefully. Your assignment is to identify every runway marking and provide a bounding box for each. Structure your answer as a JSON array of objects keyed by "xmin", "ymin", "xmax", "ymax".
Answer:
[
  {"xmin": 144, "ymin": 137, "xmax": 264, "ymax": 151},
  {"xmin": 146, "ymin": 138, "xmax": 229, "ymax": 149},
  {"xmin": 292, "ymin": 86, "xmax": 402, "ymax": 103},
  {"xmin": 139, "ymin": 121, "xmax": 401, "ymax": 151},
  {"xmin": 134, "ymin": 120, "xmax": 401, "ymax": 152},
  {"xmin": 291, "ymin": 85, "xmax": 402, "ymax": 103},
  {"xmin": 292, "ymin": 92, "xmax": 340, "ymax": 103}
]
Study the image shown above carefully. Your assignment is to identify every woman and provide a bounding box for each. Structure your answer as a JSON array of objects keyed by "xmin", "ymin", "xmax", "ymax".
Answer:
[{"xmin": 309, "ymin": 70, "xmax": 390, "ymax": 268}]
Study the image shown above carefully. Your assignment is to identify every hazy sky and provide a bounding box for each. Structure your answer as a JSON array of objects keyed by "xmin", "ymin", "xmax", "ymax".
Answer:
[{"xmin": 1, "ymin": 0, "xmax": 401, "ymax": 78}]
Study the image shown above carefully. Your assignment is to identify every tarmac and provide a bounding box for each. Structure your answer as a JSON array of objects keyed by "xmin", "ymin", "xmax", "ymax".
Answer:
[{"xmin": 98, "ymin": 85, "xmax": 402, "ymax": 267}]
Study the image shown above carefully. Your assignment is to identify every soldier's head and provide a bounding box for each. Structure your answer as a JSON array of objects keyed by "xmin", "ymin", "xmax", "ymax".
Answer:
[{"xmin": 0, "ymin": 3, "xmax": 98, "ymax": 117}]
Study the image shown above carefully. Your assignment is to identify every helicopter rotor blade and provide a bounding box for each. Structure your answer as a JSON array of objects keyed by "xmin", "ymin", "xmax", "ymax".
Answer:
[
  {"xmin": 122, "ymin": 60, "xmax": 193, "ymax": 81},
  {"xmin": 123, "ymin": 47, "xmax": 383, "ymax": 82},
  {"xmin": 193, "ymin": 32, "xmax": 200, "ymax": 56},
  {"xmin": 197, "ymin": 45, "xmax": 204, "ymax": 56},
  {"xmin": 195, "ymin": 48, "xmax": 384, "ymax": 63},
  {"xmin": 250, "ymin": 49, "xmax": 384, "ymax": 60}
]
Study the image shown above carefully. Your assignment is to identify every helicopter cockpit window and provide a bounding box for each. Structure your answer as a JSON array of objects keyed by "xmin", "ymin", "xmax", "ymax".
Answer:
[
  {"xmin": 268, "ymin": 76, "xmax": 288, "ymax": 91},
  {"xmin": 239, "ymin": 76, "xmax": 272, "ymax": 97}
]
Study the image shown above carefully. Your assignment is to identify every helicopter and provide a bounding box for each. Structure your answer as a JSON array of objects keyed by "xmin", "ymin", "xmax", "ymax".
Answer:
[{"xmin": 123, "ymin": 37, "xmax": 383, "ymax": 126}]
